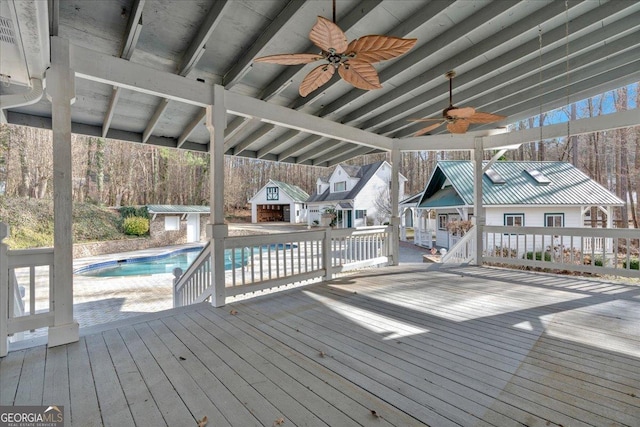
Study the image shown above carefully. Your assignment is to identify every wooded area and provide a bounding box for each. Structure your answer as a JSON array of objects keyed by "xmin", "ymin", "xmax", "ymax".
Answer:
[{"xmin": 0, "ymin": 85, "xmax": 638, "ymax": 228}]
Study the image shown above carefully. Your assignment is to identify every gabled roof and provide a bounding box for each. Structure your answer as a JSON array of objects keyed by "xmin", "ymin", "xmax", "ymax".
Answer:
[
  {"xmin": 147, "ymin": 205, "xmax": 210, "ymax": 214},
  {"xmin": 418, "ymin": 161, "xmax": 625, "ymax": 208},
  {"xmin": 251, "ymin": 180, "xmax": 309, "ymax": 203},
  {"xmin": 399, "ymin": 192, "xmax": 423, "ymax": 206},
  {"xmin": 307, "ymin": 161, "xmax": 385, "ymax": 203},
  {"xmin": 269, "ymin": 180, "xmax": 309, "ymax": 203}
]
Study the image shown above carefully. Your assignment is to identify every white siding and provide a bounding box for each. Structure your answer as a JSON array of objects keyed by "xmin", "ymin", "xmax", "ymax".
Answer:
[{"xmin": 250, "ymin": 183, "xmax": 305, "ymax": 224}]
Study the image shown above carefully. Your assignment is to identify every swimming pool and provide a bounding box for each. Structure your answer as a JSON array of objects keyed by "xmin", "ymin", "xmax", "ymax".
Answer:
[{"xmin": 75, "ymin": 244, "xmax": 296, "ymax": 277}]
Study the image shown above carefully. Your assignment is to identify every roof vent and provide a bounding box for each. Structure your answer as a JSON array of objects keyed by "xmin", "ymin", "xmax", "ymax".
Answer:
[
  {"xmin": 485, "ymin": 169, "xmax": 505, "ymax": 185},
  {"xmin": 526, "ymin": 169, "xmax": 551, "ymax": 185},
  {"xmin": 0, "ymin": 16, "xmax": 16, "ymax": 45}
]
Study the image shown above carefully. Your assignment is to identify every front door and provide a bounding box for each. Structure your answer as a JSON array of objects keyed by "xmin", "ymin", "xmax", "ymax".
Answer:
[
  {"xmin": 186, "ymin": 214, "xmax": 200, "ymax": 243},
  {"xmin": 283, "ymin": 205, "xmax": 291, "ymax": 222}
]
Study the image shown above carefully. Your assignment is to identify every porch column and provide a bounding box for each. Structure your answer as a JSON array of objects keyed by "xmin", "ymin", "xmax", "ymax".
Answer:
[
  {"xmin": 473, "ymin": 137, "xmax": 484, "ymax": 266},
  {"xmin": 46, "ymin": 37, "xmax": 79, "ymax": 347},
  {"xmin": 390, "ymin": 147, "xmax": 400, "ymax": 265},
  {"xmin": 205, "ymin": 84, "xmax": 228, "ymax": 307}
]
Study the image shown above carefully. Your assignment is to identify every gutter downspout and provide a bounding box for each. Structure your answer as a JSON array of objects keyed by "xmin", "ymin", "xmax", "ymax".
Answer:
[{"xmin": 0, "ymin": 78, "xmax": 44, "ymax": 114}]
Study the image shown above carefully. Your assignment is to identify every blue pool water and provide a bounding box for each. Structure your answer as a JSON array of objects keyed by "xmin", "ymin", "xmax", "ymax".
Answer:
[{"xmin": 75, "ymin": 244, "xmax": 295, "ymax": 278}]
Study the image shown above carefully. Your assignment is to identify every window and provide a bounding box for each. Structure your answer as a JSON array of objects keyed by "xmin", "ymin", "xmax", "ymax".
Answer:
[
  {"xmin": 165, "ymin": 216, "xmax": 180, "ymax": 231},
  {"xmin": 545, "ymin": 213, "xmax": 564, "ymax": 227},
  {"xmin": 334, "ymin": 181, "xmax": 346, "ymax": 192},
  {"xmin": 355, "ymin": 210, "xmax": 366, "ymax": 219},
  {"xmin": 438, "ymin": 214, "xmax": 448, "ymax": 230},
  {"xmin": 266, "ymin": 186, "xmax": 279, "ymax": 201},
  {"xmin": 504, "ymin": 213, "xmax": 524, "ymax": 227}
]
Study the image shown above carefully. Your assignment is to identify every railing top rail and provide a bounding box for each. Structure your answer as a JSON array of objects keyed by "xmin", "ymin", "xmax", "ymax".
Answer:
[
  {"xmin": 225, "ymin": 229, "xmax": 326, "ymax": 248},
  {"xmin": 7, "ymin": 247, "xmax": 55, "ymax": 257},
  {"xmin": 483, "ymin": 225, "xmax": 640, "ymax": 238},
  {"xmin": 331, "ymin": 225, "xmax": 391, "ymax": 237}
]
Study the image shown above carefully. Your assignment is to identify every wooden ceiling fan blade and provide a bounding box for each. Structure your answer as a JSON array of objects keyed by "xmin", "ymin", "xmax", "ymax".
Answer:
[
  {"xmin": 447, "ymin": 107, "xmax": 475, "ymax": 118},
  {"xmin": 299, "ymin": 64, "xmax": 335, "ymax": 97},
  {"xmin": 415, "ymin": 121, "xmax": 445, "ymax": 136},
  {"xmin": 447, "ymin": 120, "xmax": 470, "ymax": 134},
  {"xmin": 254, "ymin": 53, "xmax": 323, "ymax": 65},
  {"xmin": 346, "ymin": 35, "xmax": 417, "ymax": 63},
  {"xmin": 338, "ymin": 60, "xmax": 382, "ymax": 90},
  {"xmin": 467, "ymin": 111, "xmax": 507, "ymax": 124},
  {"xmin": 309, "ymin": 16, "xmax": 348, "ymax": 53}
]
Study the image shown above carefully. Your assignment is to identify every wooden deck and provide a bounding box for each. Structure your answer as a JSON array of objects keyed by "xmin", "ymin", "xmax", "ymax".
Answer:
[{"xmin": 1, "ymin": 264, "xmax": 639, "ymax": 426}]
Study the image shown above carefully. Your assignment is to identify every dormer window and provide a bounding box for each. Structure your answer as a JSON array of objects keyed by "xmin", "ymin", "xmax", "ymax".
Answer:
[
  {"xmin": 526, "ymin": 169, "xmax": 551, "ymax": 185},
  {"xmin": 334, "ymin": 181, "xmax": 346, "ymax": 192}
]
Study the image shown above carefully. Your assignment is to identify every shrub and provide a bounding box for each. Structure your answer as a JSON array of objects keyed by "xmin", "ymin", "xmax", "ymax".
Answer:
[
  {"xmin": 122, "ymin": 216, "xmax": 149, "ymax": 236},
  {"xmin": 623, "ymin": 258, "xmax": 639, "ymax": 270},
  {"xmin": 525, "ymin": 251, "xmax": 551, "ymax": 262}
]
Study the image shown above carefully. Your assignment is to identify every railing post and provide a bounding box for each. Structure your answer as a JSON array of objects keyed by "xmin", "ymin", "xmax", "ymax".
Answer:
[
  {"xmin": 323, "ymin": 227, "xmax": 332, "ymax": 280},
  {"xmin": 1, "ymin": 223, "xmax": 9, "ymax": 357},
  {"xmin": 208, "ymin": 224, "xmax": 228, "ymax": 307},
  {"xmin": 390, "ymin": 147, "xmax": 401, "ymax": 266},
  {"xmin": 473, "ymin": 137, "xmax": 484, "ymax": 266}
]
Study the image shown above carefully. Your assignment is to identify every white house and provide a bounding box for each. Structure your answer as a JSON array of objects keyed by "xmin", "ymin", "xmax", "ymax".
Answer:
[
  {"xmin": 307, "ymin": 161, "xmax": 407, "ymax": 228},
  {"xmin": 249, "ymin": 180, "xmax": 309, "ymax": 224},
  {"xmin": 413, "ymin": 161, "xmax": 625, "ymax": 249}
]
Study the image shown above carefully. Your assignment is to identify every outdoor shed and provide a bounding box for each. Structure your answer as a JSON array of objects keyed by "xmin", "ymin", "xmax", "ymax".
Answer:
[
  {"xmin": 249, "ymin": 180, "xmax": 309, "ymax": 224},
  {"xmin": 147, "ymin": 205, "xmax": 210, "ymax": 244}
]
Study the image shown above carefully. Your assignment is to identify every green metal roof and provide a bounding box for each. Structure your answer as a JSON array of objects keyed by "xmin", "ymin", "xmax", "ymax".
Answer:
[
  {"xmin": 418, "ymin": 161, "xmax": 625, "ymax": 207},
  {"xmin": 146, "ymin": 205, "xmax": 210, "ymax": 214},
  {"xmin": 420, "ymin": 186, "xmax": 466, "ymax": 208},
  {"xmin": 269, "ymin": 180, "xmax": 309, "ymax": 203}
]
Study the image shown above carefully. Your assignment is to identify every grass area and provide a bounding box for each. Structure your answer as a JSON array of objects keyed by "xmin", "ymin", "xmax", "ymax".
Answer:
[{"xmin": 0, "ymin": 197, "xmax": 125, "ymax": 249}]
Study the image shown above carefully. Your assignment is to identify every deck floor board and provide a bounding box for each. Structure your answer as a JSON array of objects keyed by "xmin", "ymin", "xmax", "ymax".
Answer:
[{"xmin": 1, "ymin": 265, "xmax": 639, "ymax": 426}]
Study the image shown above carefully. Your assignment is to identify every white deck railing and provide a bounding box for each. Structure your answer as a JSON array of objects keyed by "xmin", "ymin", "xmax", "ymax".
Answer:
[
  {"xmin": 1, "ymin": 223, "xmax": 56, "ymax": 356},
  {"xmin": 441, "ymin": 227, "xmax": 476, "ymax": 264},
  {"xmin": 482, "ymin": 226, "xmax": 640, "ymax": 278},
  {"xmin": 173, "ymin": 226, "xmax": 391, "ymax": 307}
]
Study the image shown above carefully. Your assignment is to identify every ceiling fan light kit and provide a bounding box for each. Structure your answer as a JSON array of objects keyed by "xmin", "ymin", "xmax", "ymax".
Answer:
[
  {"xmin": 411, "ymin": 70, "xmax": 506, "ymax": 135},
  {"xmin": 255, "ymin": 16, "xmax": 417, "ymax": 97}
]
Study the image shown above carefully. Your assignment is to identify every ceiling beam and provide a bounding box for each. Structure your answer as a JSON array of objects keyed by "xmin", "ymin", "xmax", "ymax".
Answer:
[
  {"xmin": 102, "ymin": 86, "xmax": 121, "ymax": 138},
  {"xmin": 295, "ymin": 140, "xmax": 341, "ymax": 164},
  {"xmin": 325, "ymin": 146, "xmax": 378, "ymax": 167},
  {"xmin": 224, "ymin": 90, "xmax": 393, "ymax": 150},
  {"xmin": 120, "ymin": 0, "xmax": 145, "ymax": 60},
  {"xmin": 312, "ymin": 143, "xmax": 363, "ymax": 165},
  {"xmin": 277, "ymin": 134, "xmax": 322, "ymax": 162},
  {"xmin": 291, "ymin": 0, "xmax": 457, "ymax": 110},
  {"xmin": 396, "ymin": 41, "xmax": 640, "ymax": 137},
  {"xmin": 177, "ymin": 109, "xmax": 206, "ymax": 148},
  {"xmin": 178, "ymin": 0, "xmax": 229, "ymax": 76},
  {"xmin": 258, "ymin": 0, "xmax": 384, "ymax": 102},
  {"xmin": 69, "ymin": 40, "xmax": 212, "ymax": 106},
  {"xmin": 223, "ymin": 0, "xmax": 306, "ymax": 89},
  {"xmin": 233, "ymin": 124, "xmax": 276, "ymax": 155},
  {"xmin": 379, "ymin": 7, "xmax": 640, "ymax": 136},
  {"xmin": 256, "ymin": 129, "xmax": 299, "ymax": 159},
  {"xmin": 398, "ymin": 108, "xmax": 640, "ymax": 152},
  {"xmin": 316, "ymin": 0, "xmax": 521, "ymax": 118},
  {"xmin": 350, "ymin": 0, "xmax": 598, "ymax": 129},
  {"xmin": 222, "ymin": 118, "xmax": 266, "ymax": 152},
  {"xmin": 143, "ymin": 99, "xmax": 169, "ymax": 143}
]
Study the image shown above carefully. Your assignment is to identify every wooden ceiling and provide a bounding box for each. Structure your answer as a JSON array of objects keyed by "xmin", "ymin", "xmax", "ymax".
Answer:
[{"xmin": 1, "ymin": 0, "xmax": 640, "ymax": 166}]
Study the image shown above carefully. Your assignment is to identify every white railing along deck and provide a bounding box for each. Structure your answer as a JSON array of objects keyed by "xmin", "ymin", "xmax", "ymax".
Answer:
[
  {"xmin": 172, "ymin": 240, "xmax": 211, "ymax": 307},
  {"xmin": 173, "ymin": 226, "xmax": 392, "ymax": 307},
  {"xmin": 1, "ymin": 223, "xmax": 56, "ymax": 356},
  {"xmin": 441, "ymin": 227, "xmax": 476, "ymax": 264},
  {"xmin": 483, "ymin": 226, "xmax": 640, "ymax": 278}
]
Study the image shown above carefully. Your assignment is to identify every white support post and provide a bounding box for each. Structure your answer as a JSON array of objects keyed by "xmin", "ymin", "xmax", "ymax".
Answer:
[
  {"xmin": 473, "ymin": 137, "xmax": 485, "ymax": 266},
  {"xmin": 323, "ymin": 226, "xmax": 332, "ymax": 281},
  {"xmin": 46, "ymin": 37, "xmax": 79, "ymax": 347},
  {"xmin": 206, "ymin": 84, "xmax": 228, "ymax": 307},
  {"xmin": 1, "ymin": 223, "xmax": 9, "ymax": 357},
  {"xmin": 390, "ymin": 148, "xmax": 401, "ymax": 265}
]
